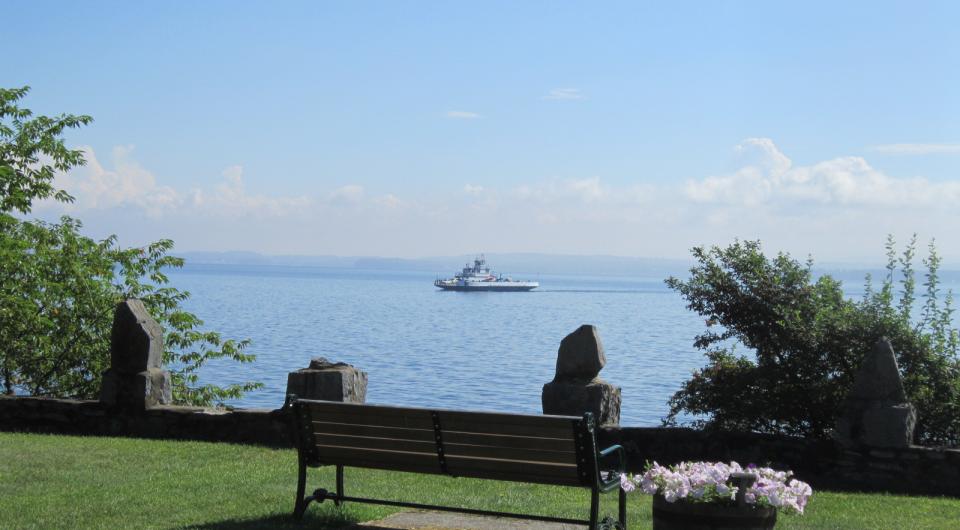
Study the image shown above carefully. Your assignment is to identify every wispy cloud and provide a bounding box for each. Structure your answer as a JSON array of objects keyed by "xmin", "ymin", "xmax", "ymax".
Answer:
[
  {"xmin": 45, "ymin": 146, "xmax": 309, "ymax": 218},
  {"xmin": 686, "ymin": 138, "xmax": 960, "ymax": 207},
  {"xmin": 191, "ymin": 165, "xmax": 311, "ymax": 217},
  {"xmin": 543, "ymin": 88, "xmax": 584, "ymax": 100},
  {"xmin": 445, "ymin": 110, "xmax": 481, "ymax": 119},
  {"xmin": 373, "ymin": 194, "xmax": 403, "ymax": 209},
  {"xmin": 328, "ymin": 184, "xmax": 365, "ymax": 203},
  {"xmin": 868, "ymin": 143, "xmax": 960, "ymax": 155}
]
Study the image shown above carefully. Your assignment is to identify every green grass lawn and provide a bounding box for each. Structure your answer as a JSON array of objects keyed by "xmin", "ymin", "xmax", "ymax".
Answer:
[{"xmin": 1, "ymin": 433, "xmax": 959, "ymax": 529}]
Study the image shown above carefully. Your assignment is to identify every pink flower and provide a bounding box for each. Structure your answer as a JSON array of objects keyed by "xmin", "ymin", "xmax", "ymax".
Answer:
[{"xmin": 624, "ymin": 460, "xmax": 813, "ymax": 516}]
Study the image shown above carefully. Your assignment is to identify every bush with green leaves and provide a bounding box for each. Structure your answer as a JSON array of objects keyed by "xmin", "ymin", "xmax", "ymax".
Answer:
[
  {"xmin": 1, "ymin": 86, "xmax": 261, "ymax": 406},
  {"xmin": 665, "ymin": 239, "xmax": 960, "ymax": 446}
]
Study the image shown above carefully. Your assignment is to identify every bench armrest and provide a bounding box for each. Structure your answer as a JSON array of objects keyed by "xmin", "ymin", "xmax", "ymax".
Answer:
[{"xmin": 597, "ymin": 444, "xmax": 626, "ymax": 492}]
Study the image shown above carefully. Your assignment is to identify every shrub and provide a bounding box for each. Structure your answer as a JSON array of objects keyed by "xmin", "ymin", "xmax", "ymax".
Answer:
[{"xmin": 664, "ymin": 238, "xmax": 960, "ymax": 446}]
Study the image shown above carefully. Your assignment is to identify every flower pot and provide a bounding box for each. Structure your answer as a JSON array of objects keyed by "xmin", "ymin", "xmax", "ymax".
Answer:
[{"xmin": 652, "ymin": 495, "xmax": 777, "ymax": 530}]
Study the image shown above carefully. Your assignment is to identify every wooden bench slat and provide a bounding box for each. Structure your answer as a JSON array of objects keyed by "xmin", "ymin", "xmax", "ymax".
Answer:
[
  {"xmin": 443, "ymin": 443, "xmax": 574, "ymax": 464},
  {"xmin": 303, "ymin": 400, "xmax": 429, "ymax": 417},
  {"xmin": 442, "ymin": 431, "xmax": 575, "ymax": 453},
  {"xmin": 314, "ymin": 433, "xmax": 575, "ymax": 466},
  {"xmin": 445, "ymin": 455, "xmax": 583, "ymax": 486},
  {"xmin": 446, "ymin": 454, "xmax": 578, "ymax": 478},
  {"xmin": 301, "ymin": 400, "xmax": 580, "ymax": 424},
  {"xmin": 447, "ymin": 468, "xmax": 585, "ymax": 487},
  {"xmin": 314, "ymin": 444, "xmax": 441, "ymax": 473},
  {"xmin": 311, "ymin": 421, "xmax": 435, "ymax": 442},
  {"xmin": 314, "ymin": 433, "xmax": 436, "ymax": 454},
  {"xmin": 474, "ymin": 471, "xmax": 584, "ymax": 487},
  {"xmin": 318, "ymin": 456, "xmax": 445, "ymax": 475},
  {"xmin": 305, "ymin": 407, "xmax": 434, "ymax": 430},
  {"xmin": 439, "ymin": 416, "xmax": 575, "ymax": 438},
  {"xmin": 301, "ymin": 400, "xmax": 582, "ymax": 436},
  {"xmin": 438, "ymin": 409, "xmax": 580, "ymax": 429}
]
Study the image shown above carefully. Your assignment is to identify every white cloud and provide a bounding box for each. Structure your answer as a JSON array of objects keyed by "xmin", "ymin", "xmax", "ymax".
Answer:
[
  {"xmin": 685, "ymin": 138, "xmax": 960, "ymax": 208},
  {"xmin": 192, "ymin": 165, "xmax": 311, "ymax": 217},
  {"xmin": 567, "ymin": 176, "xmax": 605, "ymax": 202},
  {"xmin": 45, "ymin": 145, "xmax": 181, "ymax": 216},
  {"xmin": 328, "ymin": 184, "xmax": 365, "ymax": 203},
  {"xmin": 511, "ymin": 176, "xmax": 613, "ymax": 204},
  {"xmin": 373, "ymin": 194, "xmax": 403, "ymax": 209},
  {"xmin": 464, "ymin": 184, "xmax": 484, "ymax": 195},
  {"xmin": 445, "ymin": 111, "xmax": 481, "ymax": 119},
  {"xmin": 868, "ymin": 143, "xmax": 960, "ymax": 155},
  {"xmin": 543, "ymin": 88, "xmax": 584, "ymax": 100},
  {"xmin": 44, "ymin": 146, "xmax": 309, "ymax": 218}
]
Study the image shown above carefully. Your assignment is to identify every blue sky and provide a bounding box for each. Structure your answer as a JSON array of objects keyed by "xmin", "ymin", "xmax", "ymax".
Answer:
[{"xmin": 5, "ymin": 1, "xmax": 959, "ymax": 262}]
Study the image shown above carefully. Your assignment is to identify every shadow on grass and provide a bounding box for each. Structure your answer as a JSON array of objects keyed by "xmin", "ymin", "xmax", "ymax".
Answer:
[{"xmin": 182, "ymin": 511, "xmax": 393, "ymax": 530}]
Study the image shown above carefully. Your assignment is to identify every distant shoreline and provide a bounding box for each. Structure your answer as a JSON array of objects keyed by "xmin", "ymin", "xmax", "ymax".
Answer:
[{"xmin": 175, "ymin": 251, "xmax": 960, "ymax": 281}]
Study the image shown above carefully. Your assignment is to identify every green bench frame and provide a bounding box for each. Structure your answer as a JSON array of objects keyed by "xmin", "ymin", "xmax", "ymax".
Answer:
[{"xmin": 289, "ymin": 397, "xmax": 627, "ymax": 529}]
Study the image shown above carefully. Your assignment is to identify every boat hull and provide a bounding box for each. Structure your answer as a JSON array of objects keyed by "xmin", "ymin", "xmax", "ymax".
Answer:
[{"xmin": 435, "ymin": 283, "xmax": 538, "ymax": 292}]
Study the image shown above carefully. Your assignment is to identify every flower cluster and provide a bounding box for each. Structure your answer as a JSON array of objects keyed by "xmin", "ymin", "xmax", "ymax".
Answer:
[{"xmin": 621, "ymin": 461, "xmax": 813, "ymax": 515}]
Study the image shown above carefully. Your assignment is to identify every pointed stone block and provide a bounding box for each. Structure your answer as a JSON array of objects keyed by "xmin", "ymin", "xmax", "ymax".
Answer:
[
  {"xmin": 846, "ymin": 338, "xmax": 907, "ymax": 405},
  {"xmin": 543, "ymin": 325, "xmax": 620, "ymax": 425},
  {"xmin": 556, "ymin": 324, "xmax": 606, "ymax": 380},
  {"xmin": 835, "ymin": 338, "xmax": 916, "ymax": 448},
  {"xmin": 111, "ymin": 299, "xmax": 164, "ymax": 375}
]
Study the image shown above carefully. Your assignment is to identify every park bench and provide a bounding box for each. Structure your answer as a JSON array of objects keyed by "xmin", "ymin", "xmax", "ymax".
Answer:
[{"xmin": 289, "ymin": 397, "xmax": 628, "ymax": 529}]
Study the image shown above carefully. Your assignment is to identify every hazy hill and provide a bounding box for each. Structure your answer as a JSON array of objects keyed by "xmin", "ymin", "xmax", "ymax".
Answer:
[{"xmin": 177, "ymin": 251, "xmax": 692, "ymax": 277}]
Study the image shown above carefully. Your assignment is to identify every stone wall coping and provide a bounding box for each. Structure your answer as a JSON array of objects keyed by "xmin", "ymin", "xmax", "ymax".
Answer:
[
  {"xmin": 0, "ymin": 395, "xmax": 100, "ymax": 406},
  {"xmin": 142, "ymin": 405, "xmax": 285, "ymax": 416}
]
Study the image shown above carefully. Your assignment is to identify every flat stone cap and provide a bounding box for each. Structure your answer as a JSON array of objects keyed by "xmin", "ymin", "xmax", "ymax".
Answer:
[{"xmin": 300, "ymin": 357, "xmax": 360, "ymax": 372}]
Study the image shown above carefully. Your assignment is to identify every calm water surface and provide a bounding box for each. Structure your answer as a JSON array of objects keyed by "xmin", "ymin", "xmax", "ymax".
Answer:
[
  {"xmin": 168, "ymin": 264, "xmax": 960, "ymax": 426},
  {"xmin": 170, "ymin": 264, "xmax": 704, "ymax": 425}
]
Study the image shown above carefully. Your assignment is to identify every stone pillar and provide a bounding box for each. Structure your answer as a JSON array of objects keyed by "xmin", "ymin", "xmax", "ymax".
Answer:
[
  {"xmin": 286, "ymin": 357, "xmax": 367, "ymax": 403},
  {"xmin": 542, "ymin": 325, "xmax": 621, "ymax": 425},
  {"xmin": 100, "ymin": 299, "xmax": 172, "ymax": 411},
  {"xmin": 835, "ymin": 338, "xmax": 916, "ymax": 448}
]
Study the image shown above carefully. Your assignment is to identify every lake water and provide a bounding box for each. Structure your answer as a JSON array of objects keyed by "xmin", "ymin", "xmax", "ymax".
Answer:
[{"xmin": 169, "ymin": 264, "xmax": 960, "ymax": 426}]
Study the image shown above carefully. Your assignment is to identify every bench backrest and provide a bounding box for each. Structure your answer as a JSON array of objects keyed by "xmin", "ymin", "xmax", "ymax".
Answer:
[{"xmin": 292, "ymin": 399, "xmax": 598, "ymax": 487}]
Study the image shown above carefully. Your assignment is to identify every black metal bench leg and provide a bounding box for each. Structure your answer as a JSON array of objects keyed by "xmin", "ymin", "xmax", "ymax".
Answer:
[
  {"xmin": 618, "ymin": 486, "xmax": 627, "ymax": 529},
  {"xmin": 589, "ymin": 486, "xmax": 599, "ymax": 530},
  {"xmin": 294, "ymin": 457, "xmax": 309, "ymax": 519},
  {"xmin": 334, "ymin": 465, "xmax": 344, "ymax": 507}
]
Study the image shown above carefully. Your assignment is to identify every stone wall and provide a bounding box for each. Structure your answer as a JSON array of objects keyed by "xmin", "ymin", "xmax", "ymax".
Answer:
[
  {"xmin": 599, "ymin": 426, "xmax": 960, "ymax": 497},
  {"xmin": 0, "ymin": 396, "xmax": 292, "ymax": 447},
  {"xmin": 3, "ymin": 394, "xmax": 959, "ymax": 497}
]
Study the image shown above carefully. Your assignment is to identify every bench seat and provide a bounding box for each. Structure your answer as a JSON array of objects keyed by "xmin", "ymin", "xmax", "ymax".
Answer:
[{"xmin": 290, "ymin": 397, "xmax": 627, "ymax": 529}]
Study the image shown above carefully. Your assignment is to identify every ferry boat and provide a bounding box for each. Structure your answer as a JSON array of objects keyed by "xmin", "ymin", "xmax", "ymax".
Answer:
[{"xmin": 434, "ymin": 255, "xmax": 539, "ymax": 292}]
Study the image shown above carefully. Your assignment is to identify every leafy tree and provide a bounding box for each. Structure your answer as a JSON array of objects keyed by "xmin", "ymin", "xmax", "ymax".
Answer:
[
  {"xmin": 665, "ymin": 239, "xmax": 960, "ymax": 446},
  {"xmin": 0, "ymin": 86, "xmax": 261, "ymax": 406},
  {"xmin": 0, "ymin": 86, "xmax": 90, "ymax": 214}
]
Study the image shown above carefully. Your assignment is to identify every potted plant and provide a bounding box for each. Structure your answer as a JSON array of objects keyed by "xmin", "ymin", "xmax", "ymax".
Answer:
[{"xmin": 621, "ymin": 461, "xmax": 812, "ymax": 529}]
